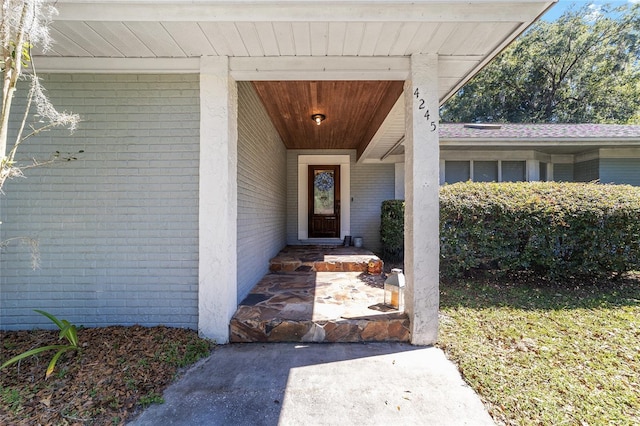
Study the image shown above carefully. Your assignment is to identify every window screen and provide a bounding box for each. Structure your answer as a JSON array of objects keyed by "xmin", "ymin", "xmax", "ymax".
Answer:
[
  {"xmin": 444, "ymin": 161, "xmax": 470, "ymax": 184},
  {"xmin": 502, "ymin": 161, "xmax": 526, "ymax": 182},
  {"xmin": 473, "ymin": 161, "xmax": 498, "ymax": 182}
]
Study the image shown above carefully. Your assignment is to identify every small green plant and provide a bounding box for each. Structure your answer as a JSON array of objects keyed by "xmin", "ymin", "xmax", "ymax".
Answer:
[
  {"xmin": 0, "ymin": 310, "xmax": 80, "ymax": 379},
  {"xmin": 0, "ymin": 386, "xmax": 24, "ymax": 414},
  {"xmin": 161, "ymin": 339, "xmax": 211, "ymax": 368},
  {"xmin": 138, "ymin": 392, "xmax": 164, "ymax": 408}
]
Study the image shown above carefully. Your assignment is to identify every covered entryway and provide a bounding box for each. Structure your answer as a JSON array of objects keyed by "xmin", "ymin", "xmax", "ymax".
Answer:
[{"xmin": 21, "ymin": 0, "xmax": 557, "ymax": 345}]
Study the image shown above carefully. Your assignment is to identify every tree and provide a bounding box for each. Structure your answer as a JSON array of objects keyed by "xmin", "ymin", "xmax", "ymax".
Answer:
[
  {"xmin": 1, "ymin": 0, "xmax": 79, "ymax": 191},
  {"xmin": 440, "ymin": 3, "xmax": 640, "ymax": 124}
]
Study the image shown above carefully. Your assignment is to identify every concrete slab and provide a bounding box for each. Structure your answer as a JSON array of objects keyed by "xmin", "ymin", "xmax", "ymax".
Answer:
[{"xmin": 128, "ymin": 343, "xmax": 494, "ymax": 426}]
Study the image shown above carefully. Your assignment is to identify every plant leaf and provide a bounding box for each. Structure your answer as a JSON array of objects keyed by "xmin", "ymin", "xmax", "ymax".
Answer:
[
  {"xmin": 46, "ymin": 350, "xmax": 66, "ymax": 379},
  {"xmin": 34, "ymin": 309, "xmax": 64, "ymax": 330},
  {"xmin": 0, "ymin": 345, "xmax": 70, "ymax": 369}
]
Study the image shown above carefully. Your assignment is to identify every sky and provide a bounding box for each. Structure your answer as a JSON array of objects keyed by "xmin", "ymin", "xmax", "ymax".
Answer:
[{"xmin": 541, "ymin": 0, "xmax": 638, "ymax": 21}]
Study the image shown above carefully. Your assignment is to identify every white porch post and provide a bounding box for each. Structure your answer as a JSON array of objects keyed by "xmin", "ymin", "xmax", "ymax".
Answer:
[
  {"xmin": 404, "ymin": 53, "xmax": 440, "ymax": 345},
  {"xmin": 199, "ymin": 56, "xmax": 238, "ymax": 343},
  {"xmin": 526, "ymin": 159, "xmax": 540, "ymax": 182}
]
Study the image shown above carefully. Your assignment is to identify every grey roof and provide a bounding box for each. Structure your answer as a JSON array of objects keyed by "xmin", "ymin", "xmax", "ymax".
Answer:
[{"xmin": 440, "ymin": 123, "xmax": 640, "ymax": 140}]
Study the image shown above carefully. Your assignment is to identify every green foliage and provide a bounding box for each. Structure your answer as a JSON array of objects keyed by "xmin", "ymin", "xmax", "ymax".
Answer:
[
  {"xmin": 440, "ymin": 182, "xmax": 640, "ymax": 280},
  {"xmin": 439, "ymin": 278, "xmax": 640, "ymax": 424},
  {"xmin": 0, "ymin": 386, "xmax": 24, "ymax": 414},
  {"xmin": 138, "ymin": 392, "xmax": 164, "ymax": 408},
  {"xmin": 380, "ymin": 200, "xmax": 405, "ymax": 261},
  {"xmin": 160, "ymin": 339, "xmax": 211, "ymax": 368},
  {"xmin": 441, "ymin": 3, "xmax": 640, "ymax": 124},
  {"xmin": 0, "ymin": 310, "xmax": 80, "ymax": 378}
]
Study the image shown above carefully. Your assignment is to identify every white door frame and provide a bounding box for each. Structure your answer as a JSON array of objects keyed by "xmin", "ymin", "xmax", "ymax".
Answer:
[{"xmin": 297, "ymin": 154, "xmax": 350, "ymax": 241}]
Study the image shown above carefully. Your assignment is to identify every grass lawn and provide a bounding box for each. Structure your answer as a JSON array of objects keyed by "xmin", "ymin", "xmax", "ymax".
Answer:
[{"xmin": 438, "ymin": 274, "xmax": 640, "ymax": 426}]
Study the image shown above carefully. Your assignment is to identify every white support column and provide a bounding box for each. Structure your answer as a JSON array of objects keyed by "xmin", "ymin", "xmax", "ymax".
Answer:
[
  {"xmin": 404, "ymin": 54, "xmax": 440, "ymax": 345},
  {"xmin": 526, "ymin": 159, "xmax": 540, "ymax": 182},
  {"xmin": 199, "ymin": 56, "xmax": 238, "ymax": 343}
]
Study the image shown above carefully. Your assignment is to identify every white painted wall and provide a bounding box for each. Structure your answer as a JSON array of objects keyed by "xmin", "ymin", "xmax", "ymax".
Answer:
[
  {"xmin": 395, "ymin": 162, "xmax": 405, "ymax": 199},
  {"xmin": 236, "ymin": 82, "xmax": 287, "ymax": 302},
  {"xmin": 0, "ymin": 74, "xmax": 200, "ymax": 330}
]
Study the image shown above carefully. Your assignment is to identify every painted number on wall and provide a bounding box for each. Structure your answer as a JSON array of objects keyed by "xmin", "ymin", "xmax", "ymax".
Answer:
[{"xmin": 414, "ymin": 88, "xmax": 437, "ymax": 132}]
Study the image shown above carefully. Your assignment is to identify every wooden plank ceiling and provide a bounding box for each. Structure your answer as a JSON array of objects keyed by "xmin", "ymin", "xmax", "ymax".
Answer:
[{"xmin": 252, "ymin": 81, "xmax": 404, "ymax": 157}]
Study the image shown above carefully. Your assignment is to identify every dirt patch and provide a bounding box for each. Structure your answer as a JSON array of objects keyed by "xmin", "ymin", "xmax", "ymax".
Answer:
[{"xmin": 0, "ymin": 325, "xmax": 213, "ymax": 425}]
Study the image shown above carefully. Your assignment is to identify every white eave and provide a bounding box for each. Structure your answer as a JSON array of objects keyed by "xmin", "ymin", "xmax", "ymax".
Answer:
[{"xmin": 36, "ymin": 0, "xmax": 556, "ymax": 103}]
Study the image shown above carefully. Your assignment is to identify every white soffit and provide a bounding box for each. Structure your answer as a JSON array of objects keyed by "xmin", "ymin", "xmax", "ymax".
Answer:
[{"xmin": 37, "ymin": 0, "xmax": 557, "ymax": 101}]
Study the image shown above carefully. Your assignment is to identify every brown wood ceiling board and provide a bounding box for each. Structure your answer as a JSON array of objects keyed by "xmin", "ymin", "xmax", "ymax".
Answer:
[{"xmin": 252, "ymin": 81, "xmax": 403, "ymax": 157}]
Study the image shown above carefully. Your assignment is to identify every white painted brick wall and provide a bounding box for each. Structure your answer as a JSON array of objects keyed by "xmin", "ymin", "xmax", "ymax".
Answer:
[
  {"xmin": 286, "ymin": 150, "xmax": 394, "ymax": 253},
  {"xmin": 236, "ymin": 82, "xmax": 287, "ymax": 301},
  {"xmin": 0, "ymin": 74, "xmax": 199, "ymax": 330},
  {"xmin": 350, "ymin": 162, "xmax": 395, "ymax": 253}
]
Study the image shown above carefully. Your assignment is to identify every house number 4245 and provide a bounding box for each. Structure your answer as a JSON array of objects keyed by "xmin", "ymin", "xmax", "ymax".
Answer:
[{"xmin": 414, "ymin": 88, "xmax": 437, "ymax": 132}]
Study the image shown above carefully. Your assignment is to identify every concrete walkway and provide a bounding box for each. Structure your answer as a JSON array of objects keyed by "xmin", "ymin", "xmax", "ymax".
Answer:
[{"xmin": 129, "ymin": 343, "xmax": 495, "ymax": 426}]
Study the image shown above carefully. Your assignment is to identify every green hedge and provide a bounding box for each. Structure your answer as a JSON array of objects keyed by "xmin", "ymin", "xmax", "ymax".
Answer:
[
  {"xmin": 380, "ymin": 200, "xmax": 405, "ymax": 261},
  {"xmin": 440, "ymin": 182, "xmax": 640, "ymax": 280}
]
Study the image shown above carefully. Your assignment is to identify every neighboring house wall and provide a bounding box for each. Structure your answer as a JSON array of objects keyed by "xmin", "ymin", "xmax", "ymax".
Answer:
[
  {"xmin": 574, "ymin": 159, "xmax": 600, "ymax": 182},
  {"xmin": 0, "ymin": 74, "xmax": 200, "ymax": 330},
  {"xmin": 600, "ymin": 158, "xmax": 640, "ymax": 186},
  {"xmin": 286, "ymin": 150, "xmax": 394, "ymax": 252},
  {"xmin": 236, "ymin": 82, "xmax": 287, "ymax": 302},
  {"xmin": 440, "ymin": 150, "xmax": 640, "ymax": 186},
  {"xmin": 553, "ymin": 163, "xmax": 574, "ymax": 182}
]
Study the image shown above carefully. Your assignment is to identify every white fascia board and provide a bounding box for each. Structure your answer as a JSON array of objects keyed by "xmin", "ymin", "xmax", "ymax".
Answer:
[
  {"xmin": 230, "ymin": 57, "xmax": 409, "ymax": 81},
  {"xmin": 440, "ymin": 139, "xmax": 640, "ymax": 147},
  {"xmin": 600, "ymin": 148, "xmax": 640, "ymax": 158},
  {"xmin": 56, "ymin": 1, "xmax": 554, "ymax": 23},
  {"xmin": 33, "ymin": 57, "xmax": 200, "ymax": 73},
  {"xmin": 439, "ymin": 0, "xmax": 557, "ymax": 103}
]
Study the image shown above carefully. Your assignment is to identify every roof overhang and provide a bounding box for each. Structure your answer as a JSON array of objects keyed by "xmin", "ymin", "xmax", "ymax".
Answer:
[
  {"xmin": 36, "ymin": 0, "xmax": 557, "ymax": 154},
  {"xmin": 38, "ymin": 1, "xmax": 556, "ymax": 99}
]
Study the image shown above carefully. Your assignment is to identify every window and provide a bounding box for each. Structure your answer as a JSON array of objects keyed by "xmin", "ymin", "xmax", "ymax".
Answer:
[
  {"xmin": 444, "ymin": 161, "xmax": 470, "ymax": 184},
  {"xmin": 443, "ymin": 160, "xmax": 531, "ymax": 184},
  {"xmin": 473, "ymin": 161, "xmax": 498, "ymax": 182},
  {"xmin": 502, "ymin": 161, "xmax": 526, "ymax": 182}
]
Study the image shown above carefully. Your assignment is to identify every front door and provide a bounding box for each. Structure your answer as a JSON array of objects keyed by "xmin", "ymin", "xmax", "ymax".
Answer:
[{"xmin": 308, "ymin": 165, "xmax": 340, "ymax": 238}]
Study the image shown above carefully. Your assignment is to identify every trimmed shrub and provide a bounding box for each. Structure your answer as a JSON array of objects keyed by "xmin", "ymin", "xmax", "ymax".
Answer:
[
  {"xmin": 380, "ymin": 200, "xmax": 405, "ymax": 261},
  {"xmin": 440, "ymin": 182, "xmax": 640, "ymax": 280}
]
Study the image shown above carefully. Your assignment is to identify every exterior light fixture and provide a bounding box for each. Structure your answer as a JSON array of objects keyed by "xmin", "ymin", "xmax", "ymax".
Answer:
[
  {"xmin": 311, "ymin": 113, "xmax": 326, "ymax": 126},
  {"xmin": 384, "ymin": 268, "xmax": 405, "ymax": 311}
]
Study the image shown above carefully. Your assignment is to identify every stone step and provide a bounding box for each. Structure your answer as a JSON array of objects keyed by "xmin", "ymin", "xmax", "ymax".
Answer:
[
  {"xmin": 268, "ymin": 245, "xmax": 383, "ymax": 273},
  {"xmin": 230, "ymin": 313, "xmax": 410, "ymax": 343},
  {"xmin": 229, "ymin": 271, "xmax": 410, "ymax": 343}
]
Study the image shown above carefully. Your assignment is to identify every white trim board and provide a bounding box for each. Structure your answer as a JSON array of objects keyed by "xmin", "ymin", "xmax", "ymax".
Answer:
[
  {"xmin": 298, "ymin": 155, "xmax": 351, "ymax": 241},
  {"xmin": 33, "ymin": 56, "xmax": 410, "ymax": 80}
]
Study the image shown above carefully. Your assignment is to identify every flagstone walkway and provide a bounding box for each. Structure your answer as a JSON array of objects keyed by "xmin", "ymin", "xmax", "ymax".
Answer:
[{"xmin": 230, "ymin": 246, "xmax": 410, "ymax": 343}]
